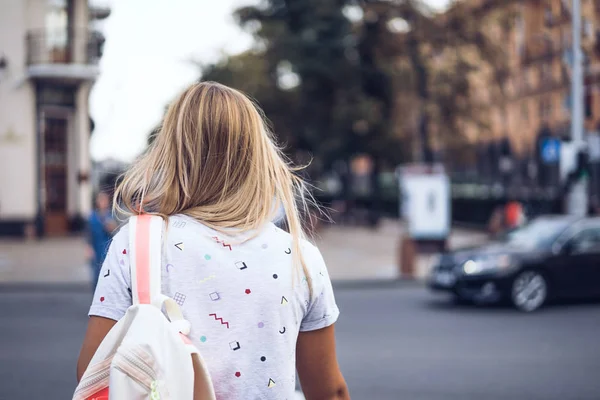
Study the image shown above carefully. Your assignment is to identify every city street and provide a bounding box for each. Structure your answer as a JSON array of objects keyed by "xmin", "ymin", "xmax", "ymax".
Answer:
[{"xmin": 1, "ymin": 284, "xmax": 599, "ymax": 400}]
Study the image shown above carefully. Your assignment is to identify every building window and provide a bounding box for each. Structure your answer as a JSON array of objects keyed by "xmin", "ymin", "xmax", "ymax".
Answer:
[
  {"xmin": 45, "ymin": 0, "xmax": 69, "ymax": 62},
  {"xmin": 583, "ymin": 19, "xmax": 594, "ymax": 39},
  {"xmin": 544, "ymin": 6, "xmax": 553, "ymax": 26},
  {"xmin": 523, "ymin": 69, "xmax": 532, "ymax": 90},
  {"xmin": 561, "ymin": 29, "xmax": 569, "ymax": 49},
  {"xmin": 521, "ymin": 103, "xmax": 529, "ymax": 123},
  {"xmin": 515, "ymin": 13, "xmax": 525, "ymax": 57},
  {"xmin": 539, "ymin": 99, "xmax": 552, "ymax": 119},
  {"xmin": 560, "ymin": 0, "xmax": 569, "ymax": 15},
  {"xmin": 562, "ymin": 94, "xmax": 571, "ymax": 114},
  {"xmin": 540, "ymin": 64, "xmax": 552, "ymax": 83}
]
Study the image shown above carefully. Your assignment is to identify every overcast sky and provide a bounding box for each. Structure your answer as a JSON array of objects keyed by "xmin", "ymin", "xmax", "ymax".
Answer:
[{"xmin": 89, "ymin": 0, "xmax": 451, "ymax": 162}]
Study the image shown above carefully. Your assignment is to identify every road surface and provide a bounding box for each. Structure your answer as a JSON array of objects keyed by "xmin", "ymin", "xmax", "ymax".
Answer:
[{"xmin": 1, "ymin": 284, "xmax": 599, "ymax": 399}]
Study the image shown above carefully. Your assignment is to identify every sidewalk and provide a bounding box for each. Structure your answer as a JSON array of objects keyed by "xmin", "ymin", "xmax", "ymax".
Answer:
[
  {"xmin": 0, "ymin": 237, "xmax": 90, "ymax": 285},
  {"xmin": 0, "ymin": 220, "xmax": 488, "ymax": 285},
  {"xmin": 314, "ymin": 220, "xmax": 488, "ymax": 281}
]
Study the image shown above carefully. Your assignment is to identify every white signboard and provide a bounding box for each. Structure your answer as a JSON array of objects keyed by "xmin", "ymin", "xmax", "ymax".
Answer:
[
  {"xmin": 399, "ymin": 165, "xmax": 451, "ymax": 240},
  {"xmin": 567, "ymin": 176, "xmax": 588, "ymax": 217},
  {"xmin": 588, "ymin": 132, "xmax": 600, "ymax": 162},
  {"xmin": 560, "ymin": 141, "xmax": 577, "ymax": 183}
]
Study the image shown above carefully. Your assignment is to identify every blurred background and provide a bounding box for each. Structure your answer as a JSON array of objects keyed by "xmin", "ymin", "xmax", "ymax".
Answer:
[{"xmin": 1, "ymin": 0, "xmax": 600, "ymax": 399}]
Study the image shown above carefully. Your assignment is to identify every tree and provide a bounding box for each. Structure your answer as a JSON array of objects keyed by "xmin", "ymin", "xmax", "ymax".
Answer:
[
  {"xmin": 351, "ymin": 0, "xmax": 512, "ymax": 165},
  {"xmin": 226, "ymin": 0, "xmax": 413, "ymax": 171},
  {"xmin": 154, "ymin": 0, "xmax": 511, "ymax": 173}
]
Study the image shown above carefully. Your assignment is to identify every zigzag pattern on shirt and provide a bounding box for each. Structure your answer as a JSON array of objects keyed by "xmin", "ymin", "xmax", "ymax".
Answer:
[
  {"xmin": 209, "ymin": 313, "xmax": 230, "ymax": 328},
  {"xmin": 212, "ymin": 236, "xmax": 232, "ymax": 251}
]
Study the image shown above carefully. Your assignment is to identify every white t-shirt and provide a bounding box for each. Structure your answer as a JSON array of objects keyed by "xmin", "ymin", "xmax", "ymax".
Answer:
[{"xmin": 89, "ymin": 214, "xmax": 339, "ymax": 399}]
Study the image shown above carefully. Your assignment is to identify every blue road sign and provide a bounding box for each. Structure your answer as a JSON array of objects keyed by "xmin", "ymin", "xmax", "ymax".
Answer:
[{"xmin": 541, "ymin": 138, "xmax": 561, "ymax": 164}]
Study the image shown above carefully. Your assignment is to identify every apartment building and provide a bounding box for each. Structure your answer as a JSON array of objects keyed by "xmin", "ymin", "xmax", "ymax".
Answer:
[
  {"xmin": 485, "ymin": 0, "xmax": 600, "ymax": 155},
  {"xmin": 0, "ymin": 0, "xmax": 109, "ymax": 236}
]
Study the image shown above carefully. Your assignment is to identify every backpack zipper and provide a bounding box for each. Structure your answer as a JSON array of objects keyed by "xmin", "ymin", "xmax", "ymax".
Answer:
[
  {"xmin": 113, "ymin": 346, "xmax": 163, "ymax": 398},
  {"xmin": 119, "ymin": 347, "xmax": 156, "ymax": 384},
  {"xmin": 73, "ymin": 364, "xmax": 110, "ymax": 400}
]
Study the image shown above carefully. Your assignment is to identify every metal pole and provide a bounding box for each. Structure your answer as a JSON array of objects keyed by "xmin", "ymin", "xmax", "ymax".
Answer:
[
  {"xmin": 571, "ymin": 0, "xmax": 584, "ymax": 146},
  {"xmin": 565, "ymin": 0, "xmax": 588, "ymax": 216}
]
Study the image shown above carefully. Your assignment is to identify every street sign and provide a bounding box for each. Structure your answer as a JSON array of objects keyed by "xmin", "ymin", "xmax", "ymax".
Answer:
[{"xmin": 541, "ymin": 138, "xmax": 561, "ymax": 164}]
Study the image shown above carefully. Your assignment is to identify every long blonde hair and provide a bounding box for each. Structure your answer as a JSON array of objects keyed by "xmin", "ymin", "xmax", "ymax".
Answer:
[{"xmin": 114, "ymin": 81, "xmax": 315, "ymax": 284}]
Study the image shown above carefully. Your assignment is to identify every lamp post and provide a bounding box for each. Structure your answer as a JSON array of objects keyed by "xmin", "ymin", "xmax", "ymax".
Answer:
[
  {"xmin": 566, "ymin": 0, "xmax": 588, "ymax": 216},
  {"xmin": 571, "ymin": 0, "xmax": 584, "ymax": 148}
]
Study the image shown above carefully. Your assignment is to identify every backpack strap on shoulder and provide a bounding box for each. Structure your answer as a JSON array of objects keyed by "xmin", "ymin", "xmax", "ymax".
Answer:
[
  {"xmin": 129, "ymin": 214, "xmax": 163, "ymax": 306},
  {"xmin": 128, "ymin": 214, "xmax": 192, "ymax": 336}
]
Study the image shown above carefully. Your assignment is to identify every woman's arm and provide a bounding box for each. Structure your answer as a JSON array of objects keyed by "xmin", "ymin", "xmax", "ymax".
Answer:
[
  {"xmin": 76, "ymin": 316, "xmax": 117, "ymax": 381},
  {"xmin": 296, "ymin": 324, "xmax": 349, "ymax": 400}
]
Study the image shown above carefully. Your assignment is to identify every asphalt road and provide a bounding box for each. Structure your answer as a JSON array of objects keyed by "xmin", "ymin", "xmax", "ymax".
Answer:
[{"xmin": 1, "ymin": 284, "xmax": 599, "ymax": 400}]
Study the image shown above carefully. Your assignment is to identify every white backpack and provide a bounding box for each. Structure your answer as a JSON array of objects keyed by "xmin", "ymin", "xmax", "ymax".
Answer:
[{"xmin": 74, "ymin": 215, "xmax": 216, "ymax": 400}]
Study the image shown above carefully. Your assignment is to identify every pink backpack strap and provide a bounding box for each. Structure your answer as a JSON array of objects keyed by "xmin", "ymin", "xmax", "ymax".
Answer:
[
  {"xmin": 128, "ymin": 215, "xmax": 193, "ymax": 337},
  {"xmin": 129, "ymin": 214, "xmax": 163, "ymax": 306}
]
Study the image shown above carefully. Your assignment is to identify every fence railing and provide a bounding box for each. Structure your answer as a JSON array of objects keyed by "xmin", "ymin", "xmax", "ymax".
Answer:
[{"xmin": 26, "ymin": 29, "xmax": 104, "ymax": 65}]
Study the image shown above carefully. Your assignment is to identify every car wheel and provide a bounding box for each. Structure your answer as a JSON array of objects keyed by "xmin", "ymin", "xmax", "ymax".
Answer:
[{"xmin": 511, "ymin": 270, "xmax": 548, "ymax": 312}]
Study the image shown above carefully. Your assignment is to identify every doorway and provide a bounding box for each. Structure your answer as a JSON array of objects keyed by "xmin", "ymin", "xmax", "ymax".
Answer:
[{"xmin": 42, "ymin": 111, "xmax": 70, "ymax": 235}]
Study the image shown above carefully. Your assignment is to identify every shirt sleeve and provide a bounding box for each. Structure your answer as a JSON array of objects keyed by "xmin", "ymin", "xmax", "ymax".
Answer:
[
  {"xmin": 300, "ymin": 244, "xmax": 340, "ymax": 332},
  {"xmin": 89, "ymin": 224, "xmax": 132, "ymax": 321}
]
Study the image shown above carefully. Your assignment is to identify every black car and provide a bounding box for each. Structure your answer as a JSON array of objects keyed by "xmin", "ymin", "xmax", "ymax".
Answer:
[{"xmin": 428, "ymin": 215, "xmax": 600, "ymax": 312}]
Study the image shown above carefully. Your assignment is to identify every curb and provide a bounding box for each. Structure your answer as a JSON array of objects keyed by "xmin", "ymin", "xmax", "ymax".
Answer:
[
  {"xmin": 333, "ymin": 278, "xmax": 424, "ymax": 290},
  {"xmin": 0, "ymin": 282, "xmax": 92, "ymax": 293}
]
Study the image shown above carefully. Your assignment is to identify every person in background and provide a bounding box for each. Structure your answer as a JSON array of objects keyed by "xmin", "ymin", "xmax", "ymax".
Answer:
[
  {"xmin": 87, "ymin": 191, "xmax": 117, "ymax": 290},
  {"xmin": 487, "ymin": 204, "xmax": 505, "ymax": 239},
  {"xmin": 505, "ymin": 198, "xmax": 526, "ymax": 231}
]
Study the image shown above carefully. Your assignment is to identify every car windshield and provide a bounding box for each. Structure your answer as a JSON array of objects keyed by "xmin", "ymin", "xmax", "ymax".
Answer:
[{"xmin": 505, "ymin": 218, "xmax": 572, "ymax": 249}]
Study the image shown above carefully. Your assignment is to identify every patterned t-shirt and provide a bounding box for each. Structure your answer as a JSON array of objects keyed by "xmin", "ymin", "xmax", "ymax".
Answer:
[{"xmin": 89, "ymin": 214, "xmax": 339, "ymax": 399}]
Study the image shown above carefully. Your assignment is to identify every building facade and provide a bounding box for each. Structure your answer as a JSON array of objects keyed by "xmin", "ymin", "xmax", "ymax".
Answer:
[
  {"xmin": 479, "ymin": 0, "xmax": 600, "ymax": 156},
  {"xmin": 0, "ymin": 0, "xmax": 108, "ymax": 236}
]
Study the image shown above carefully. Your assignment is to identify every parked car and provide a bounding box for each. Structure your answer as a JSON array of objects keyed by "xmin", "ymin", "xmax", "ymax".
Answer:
[{"xmin": 429, "ymin": 215, "xmax": 600, "ymax": 311}]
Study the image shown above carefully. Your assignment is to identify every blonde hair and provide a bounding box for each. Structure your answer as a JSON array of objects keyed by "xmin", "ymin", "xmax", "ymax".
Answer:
[{"xmin": 114, "ymin": 81, "xmax": 315, "ymax": 286}]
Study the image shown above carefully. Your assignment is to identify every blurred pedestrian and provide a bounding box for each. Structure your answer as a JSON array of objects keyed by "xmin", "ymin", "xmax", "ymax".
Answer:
[
  {"xmin": 77, "ymin": 82, "xmax": 349, "ymax": 400},
  {"xmin": 87, "ymin": 191, "xmax": 117, "ymax": 290},
  {"xmin": 487, "ymin": 205, "xmax": 505, "ymax": 239}
]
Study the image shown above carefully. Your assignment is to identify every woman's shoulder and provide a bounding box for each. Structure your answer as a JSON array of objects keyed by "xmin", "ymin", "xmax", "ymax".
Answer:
[{"xmin": 269, "ymin": 224, "xmax": 326, "ymax": 273}]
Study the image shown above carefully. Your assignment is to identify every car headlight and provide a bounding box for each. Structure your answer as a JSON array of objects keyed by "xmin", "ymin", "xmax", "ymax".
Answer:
[{"xmin": 462, "ymin": 254, "xmax": 514, "ymax": 275}]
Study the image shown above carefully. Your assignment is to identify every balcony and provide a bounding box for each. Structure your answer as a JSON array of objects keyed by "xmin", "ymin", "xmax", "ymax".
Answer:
[
  {"xmin": 521, "ymin": 34, "xmax": 569, "ymax": 66},
  {"xmin": 522, "ymin": 44, "xmax": 559, "ymax": 65},
  {"xmin": 26, "ymin": 29, "xmax": 104, "ymax": 83}
]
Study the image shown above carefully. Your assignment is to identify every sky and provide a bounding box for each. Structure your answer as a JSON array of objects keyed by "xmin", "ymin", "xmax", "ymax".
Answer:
[{"xmin": 90, "ymin": 0, "xmax": 451, "ymax": 162}]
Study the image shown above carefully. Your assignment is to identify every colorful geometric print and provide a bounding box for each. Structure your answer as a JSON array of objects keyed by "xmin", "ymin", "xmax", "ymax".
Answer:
[
  {"xmin": 173, "ymin": 292, "xmax": 186, "ymax": 306},
  {"xmin": 209, "ymin": 313, "xmax": 230, "ymax": 329},
  {"xmin": 212, "ymin": 236, "xmax": 232, "ymax": 250},
  {"xmin": 88, "ymin": 215, "xmax": 340, "ymax": 399}
]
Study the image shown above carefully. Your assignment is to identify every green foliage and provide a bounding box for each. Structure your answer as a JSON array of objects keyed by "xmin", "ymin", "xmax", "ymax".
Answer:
[
  {"xmin": 203, "ymin": 0, "xmax": 402, "ymax": 168},
  {"xmin": 153, "ymin": 0, "xmax": 510, "ymax": 170}
]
